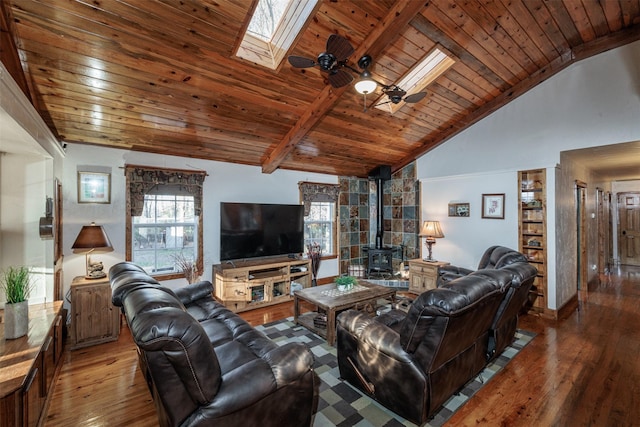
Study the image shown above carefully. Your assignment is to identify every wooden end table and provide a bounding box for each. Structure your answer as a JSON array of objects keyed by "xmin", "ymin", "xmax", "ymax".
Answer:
[{"xmin": 293, "ymin": 281, "xmax": 396, "ymax": 345}]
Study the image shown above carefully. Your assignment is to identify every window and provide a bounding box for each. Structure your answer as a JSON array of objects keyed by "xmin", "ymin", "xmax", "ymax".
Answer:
[
  {"xmin": 246, "ymin": 0, "xmax": 289, "ymax": 41},
  {"xmin": 125, "ymin": 165, "xmax": 206, "ymax": 280},
  {"xmin": 235, "ymin": 0, "xmax": 318, "ymax": 69},
  {"xmin": 304, "ymin": 201, "xmax": 336, "ymax": 255},
  {"xmin": 299, "ymin": 181, "xmax": 339, "ymax": 257},
  {"xmin": 374, "ymin": 45, "xmax": 455, "ymax": 114},
  {"xmin": 132, "ymin": 194, "xmax": 196, "ymax": 274}
]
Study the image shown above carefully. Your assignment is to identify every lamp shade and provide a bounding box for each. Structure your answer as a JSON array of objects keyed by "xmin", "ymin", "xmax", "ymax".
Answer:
[
  {"xmin": 72, "ymin": 222, "xmax": 113, "ymax": 252},
  {"xmin": 354, "ymin": 70, "xmax": 377, "ymax": 94},
  {"xmin": 419, "ymin": 220, "xmax": 444, "ymax": 239}
]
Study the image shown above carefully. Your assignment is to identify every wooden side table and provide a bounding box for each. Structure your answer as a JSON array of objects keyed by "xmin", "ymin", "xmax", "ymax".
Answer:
[
  {"xmin": 70, "ymin": 275, "xmax": 120, "ymax": 349},
  {"xmin": 407, "ymin": 259, "xmax": 450, "ymax": 294}
]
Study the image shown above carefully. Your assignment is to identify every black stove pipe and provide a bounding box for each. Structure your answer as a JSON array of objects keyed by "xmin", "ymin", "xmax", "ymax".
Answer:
[
  {"xmin": 375, "ymin": 177, "xmax": 384, "ymax": 249},
  {"xmin": 368, "ymin": 165, "xmax": 391, "ymax": 250}
]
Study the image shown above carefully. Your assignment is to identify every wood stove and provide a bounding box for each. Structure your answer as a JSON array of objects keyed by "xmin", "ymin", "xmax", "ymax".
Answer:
[{"xmin": 367, "ymin": 247, "xmax": 394, "ymax": 276}]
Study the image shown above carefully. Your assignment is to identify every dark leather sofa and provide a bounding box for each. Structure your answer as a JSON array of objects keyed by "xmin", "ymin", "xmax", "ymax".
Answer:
[
  {"xmin": 437, "ymin": 245, "xmax": 528, "ymax": 285},
  {"xmin": 109, "ymin": 262, "xmax": 319, "ymax": 427},
  {"xmin": 336, "ymin": 257, "xmax": 536, "ymax": 425}
]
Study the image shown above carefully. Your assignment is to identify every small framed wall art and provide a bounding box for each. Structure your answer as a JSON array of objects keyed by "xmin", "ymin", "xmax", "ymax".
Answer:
[
  {"xmin": 78, "ymin": 172, "xmax": 111, "ymax": 204},
  {"xmin": 448, "ymin": 203, "xmax": 470, "ymax": 217},
  {"xmin": 482, "ymin": 193, "xmax": 505, "ymax": 219}
]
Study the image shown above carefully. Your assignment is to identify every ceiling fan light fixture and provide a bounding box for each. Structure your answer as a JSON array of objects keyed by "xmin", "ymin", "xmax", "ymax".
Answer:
[{"xmin": 354, "ymin": 70, "xmax": 377, "ymax": 94}]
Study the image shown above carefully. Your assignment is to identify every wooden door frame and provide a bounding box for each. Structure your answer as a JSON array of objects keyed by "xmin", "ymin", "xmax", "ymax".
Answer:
[
  {"xmin": 53, "ymin": 178, "xmax": 63, "ymax": 301},
  {"xmin": 596, "ymin": 188, "xmax": 607, "ymax": 274},
  {"xmin": 575, "ymin": 181, "xmax": 587, "ymax": 291},
  {"xmin": 607, "ymin": 191, "xmax": 613, "ymax": 269}
]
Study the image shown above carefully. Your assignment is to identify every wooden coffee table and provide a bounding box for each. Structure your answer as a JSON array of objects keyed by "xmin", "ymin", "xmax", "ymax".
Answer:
[{"xmin": 293, "ymin": 281, "xmax": 397, "ymax": 345}]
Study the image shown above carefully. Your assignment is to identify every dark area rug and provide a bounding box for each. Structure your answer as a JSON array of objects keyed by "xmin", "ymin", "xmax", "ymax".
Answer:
[{"xmin": 255, "ymin": 317, "xmax": 535, "ymax": 427}]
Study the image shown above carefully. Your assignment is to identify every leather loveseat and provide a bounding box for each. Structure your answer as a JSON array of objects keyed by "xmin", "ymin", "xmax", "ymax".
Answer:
[
  {"xmin": 109, "ymin": 262, "xmax": 319, "ymax": 427},
  {"xmin": 336, "ymin": 268, "xmax": 515, "ymax": 425}
]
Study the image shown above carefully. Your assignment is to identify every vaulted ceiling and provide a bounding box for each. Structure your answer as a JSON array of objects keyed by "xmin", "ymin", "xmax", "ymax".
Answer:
[{"xmin": 2, "ymin": 1, "xmax": 639, "ymax": 178}]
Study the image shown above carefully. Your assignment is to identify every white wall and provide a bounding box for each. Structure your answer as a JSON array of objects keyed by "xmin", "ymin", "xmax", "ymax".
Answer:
[
  {"xmin": 417, "ymin": 40, "xmax": 640, "ymax": 312},
  {"xmin": 0, "ymin": 62, "xmax": 64, "ymax": 308},
  {"xmin": 61, "ymin": 144, "xmax": 339, "ymax": 294},
  {"xmin": 0, "ymin": 153, "xmax": 51, "ymax": 306},
  {"xmin": 421, "ymin": 169, "xmax": 519, "ymax": 270}
]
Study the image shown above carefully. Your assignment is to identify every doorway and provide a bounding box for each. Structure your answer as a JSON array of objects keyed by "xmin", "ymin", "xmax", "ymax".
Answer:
[
  {"xmin": 617, "ymin": 192, "xmax": 640, "ymax": 266},
  {"xmin": 575, "ymin": 181, "xmax": 587, "ymax": 290},
  {"xmin": 596, "ymin": 188, "xmax": 611, "ymax": 273}
]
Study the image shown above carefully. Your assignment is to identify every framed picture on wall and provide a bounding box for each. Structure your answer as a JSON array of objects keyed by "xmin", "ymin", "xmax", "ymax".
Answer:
[
  {"xmin": 448, "ymin": 203, "xmax": 470, "ymax": 217},
  {"xmin": 78, "ymin": 172, "xmax": 111, "ymax": 204},
  {"xmin": 482, "ymin": 193, "xmax": 505, "ymax": 219}
]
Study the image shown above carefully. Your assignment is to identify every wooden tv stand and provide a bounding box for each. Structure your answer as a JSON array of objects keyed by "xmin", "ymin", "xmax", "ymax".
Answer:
[{"xmin": 213, "ymin": 256, "xmax": 311, "ymax": 312}]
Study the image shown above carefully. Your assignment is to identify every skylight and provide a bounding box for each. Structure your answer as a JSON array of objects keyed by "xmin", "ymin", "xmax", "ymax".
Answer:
[
  {"xmin": 246, "ymin": 0, "xmax": 289, "ymax": 41},
  {"xmin": 375, "ymin": 46, "xmax": 455, "ymax": 114},
  {"xmin": 236, "ymin": 0, "xmax": 318, "ymax": 70}
]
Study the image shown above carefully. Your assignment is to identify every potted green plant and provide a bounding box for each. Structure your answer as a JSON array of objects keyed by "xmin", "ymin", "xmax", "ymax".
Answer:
[
  {"xmin": 1, "ymin": 266, "xmax": 33, "ymax": 339},
  {"xmin": 335, "ymin": 275, "xmax": 357, "ymax": 292}
]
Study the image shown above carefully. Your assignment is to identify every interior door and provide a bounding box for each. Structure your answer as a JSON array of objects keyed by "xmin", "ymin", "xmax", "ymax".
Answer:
[{"xmin": 618, "ymin": 192, "xmax": 640, "ymax": 266}]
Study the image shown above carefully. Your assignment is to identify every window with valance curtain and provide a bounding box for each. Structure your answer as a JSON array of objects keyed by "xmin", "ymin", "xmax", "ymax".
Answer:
[
  {"xmin": 298, "ymin": 182, "xmax": 340, "ymax": 215},
  {"xmin": 125, "ymin": 165, "xmax": 207, "ymax": 280},
  {"xmin": 126, "ymin": 166, "xmax": 206, "ymax": 216},
  {"xmin": 299, "ymin": 182, "xmax": 339, "ymax": 256}
]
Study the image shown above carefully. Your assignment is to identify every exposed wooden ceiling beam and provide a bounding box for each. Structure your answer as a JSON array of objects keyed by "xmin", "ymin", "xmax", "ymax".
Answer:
[{"xmin": 261, "ymin": 0, "xmax": 427, "ymax": 174}]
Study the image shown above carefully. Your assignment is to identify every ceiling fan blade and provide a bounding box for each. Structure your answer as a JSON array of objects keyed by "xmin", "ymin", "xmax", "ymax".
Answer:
[
  {"xmin": 326, "ymin": 34, "xmax": 354, "ymax": 62},
  {"xmin": 374, "ymin": 100, "xmax": 392, "ymax": 107},
  {"xmin": 404, "ymin": 91, "xmax": 427, "ymax": 103},
  {"xmin": 288, "ymin": 56, "xmax": 316, "ymax": 68},
  {"xmin": 327, "ymin": 69, "xmax": 353, "ymax": 88}
]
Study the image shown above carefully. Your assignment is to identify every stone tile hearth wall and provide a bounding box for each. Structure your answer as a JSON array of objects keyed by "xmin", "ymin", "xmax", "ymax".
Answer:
[{"xmin": 338, "ymin": 162, "xmax": 420, "ymax": 275}]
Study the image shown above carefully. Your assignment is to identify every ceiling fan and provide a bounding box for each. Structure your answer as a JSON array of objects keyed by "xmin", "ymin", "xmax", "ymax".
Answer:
[
  {"xmin": 288, "ymin": 34, "xmax": 427, "ymax": 110},
  {"xmin": 287, "ymin": 34, "xmax": 355, "ymax": 88},
  {"xmin": 376, "ymin": 87, "xmax": 427, "ymax": 107}
]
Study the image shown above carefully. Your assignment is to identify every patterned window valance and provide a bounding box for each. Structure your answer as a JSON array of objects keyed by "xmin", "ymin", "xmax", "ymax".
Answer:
[
  {"xmin": 298, "ymin": 182, "xmax": 340, "ymax": 215},
  {"xmin": 125, "ymin": 165, "xmax": 207, "ymax": 216}
]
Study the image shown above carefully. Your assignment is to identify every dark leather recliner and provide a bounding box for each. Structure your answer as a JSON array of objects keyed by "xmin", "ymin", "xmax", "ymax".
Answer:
[
  {"xmin": 336, "ymin": 269, "xmax": 511, "ymax": 425},
  {"xmin": 436, "ymin": 246, "xmax": 537, "ymax": 359},
  {"xmin": 109, "ymin": 262, "xmax": 319, "ymax": 427},
  {"xmin": 437, "ymin": 245, "xmax": 528, "ymax": 286},
  {"xmin": 482, "ymin": 262, "xmax": 537, "ymax": 359}
]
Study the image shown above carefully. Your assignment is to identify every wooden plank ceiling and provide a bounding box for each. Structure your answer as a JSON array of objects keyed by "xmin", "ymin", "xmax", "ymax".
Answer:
[{"xmin": 3, "ymin": 0, "xmax": 640, "ymax": 177}]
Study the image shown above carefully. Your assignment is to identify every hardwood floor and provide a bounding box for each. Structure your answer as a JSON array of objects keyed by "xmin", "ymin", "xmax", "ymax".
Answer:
[{"xmin": 44, "ymin": 266, "xmax": 640, "ymax": 426}]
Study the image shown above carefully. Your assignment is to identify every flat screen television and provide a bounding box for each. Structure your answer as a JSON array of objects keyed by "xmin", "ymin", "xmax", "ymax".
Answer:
[{"xmin": 220, "ymin": 202, "xmax": 304, "ymax": 261}]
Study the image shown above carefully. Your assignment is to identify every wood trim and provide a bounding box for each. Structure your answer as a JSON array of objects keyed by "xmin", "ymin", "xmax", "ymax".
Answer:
[
  {"xmin": 54, "ymin": 178, "xmax": 64, "ymax": 300},
  {"xmin": 556, "ymin": 293, "xmax": 579, "ymax": 321}
]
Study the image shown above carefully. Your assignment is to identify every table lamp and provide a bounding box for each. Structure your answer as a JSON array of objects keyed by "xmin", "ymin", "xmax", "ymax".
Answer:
[
  {"xmin": 72, "ymin": 222, "xmax": 113, "ymax": 279},
  {"xmin": 419, "ymin": 220, "xmax": 444, "ymax": 262}
]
